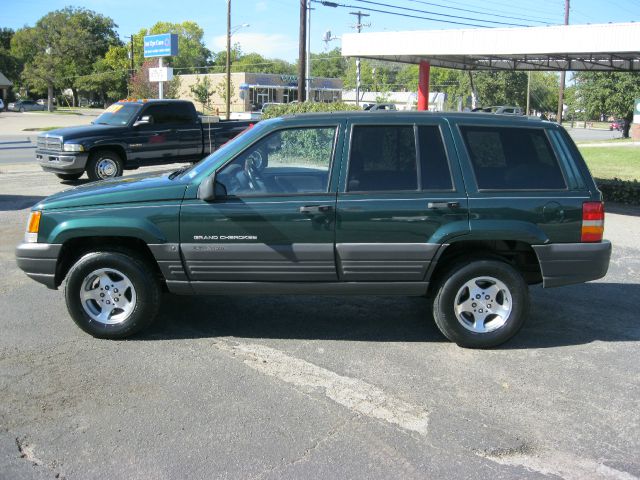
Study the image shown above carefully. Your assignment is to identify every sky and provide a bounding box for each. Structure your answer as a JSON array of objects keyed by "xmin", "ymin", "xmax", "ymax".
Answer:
[{"xmin": 3, "ymin": 0, "xmax": 640, "ymax": 62}]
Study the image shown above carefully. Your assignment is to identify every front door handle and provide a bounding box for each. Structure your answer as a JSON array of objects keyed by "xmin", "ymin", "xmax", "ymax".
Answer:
[
  {"xmin": 428, "ymin": 201, "xmax": 460, "ymax": 209},
  {"xmin": 300, "ymin": 205, "xmax": 334, "ymax": 215}
]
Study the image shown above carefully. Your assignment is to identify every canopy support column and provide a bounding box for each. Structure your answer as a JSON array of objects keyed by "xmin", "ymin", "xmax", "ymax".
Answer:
[{"xmin": 417, "ymin": 60, "xmax": 430, "ymax": 111}]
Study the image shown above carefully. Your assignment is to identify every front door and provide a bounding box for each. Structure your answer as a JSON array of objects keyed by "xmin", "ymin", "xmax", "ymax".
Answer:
[
  {"xmin": 335, "ymin": 119, "xmax": 469, "ymax": 281},
  {"xmin": 180, "ymin": 124, "xmax": 344, "ymax": 282},
  {"xmin": 127, "ymin": 103, "xmax": 180, "ymax": 163}
]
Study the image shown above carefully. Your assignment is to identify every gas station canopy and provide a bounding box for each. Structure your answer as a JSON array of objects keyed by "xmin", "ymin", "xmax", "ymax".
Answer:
[{"xmin": 342, "ymin": 22, "xmax": 640, "ymax": 72}]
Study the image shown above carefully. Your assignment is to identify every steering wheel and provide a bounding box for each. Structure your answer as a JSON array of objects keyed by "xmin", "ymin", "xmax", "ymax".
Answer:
[{"xmin": 244, "ymin": 150, "xmax": 265, "ymax": 191}]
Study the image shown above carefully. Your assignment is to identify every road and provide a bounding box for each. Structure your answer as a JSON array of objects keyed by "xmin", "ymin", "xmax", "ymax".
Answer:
[{"xmin": 0, "ymin": 161, "xmax": 639, "ymax": 479}]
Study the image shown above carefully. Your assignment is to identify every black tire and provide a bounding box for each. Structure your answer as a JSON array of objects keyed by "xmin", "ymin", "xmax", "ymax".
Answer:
[
  {"xmin": 432, "ymin": 259, "xmax": 529, "ymax": 348},
  {"xmin": 86, "ymin": 150, "xmax": 123, "ymax": 181},
  {"xmin": 19, "ymin": 107, "xmax": 25, "ymax": 113},
  {"xmin": 64, "ymin": 251, "xmax": 161, "ymax": 339},
  {"xmin": 56, "ymin": 172, "xmax": 83, "ymax": 181}
]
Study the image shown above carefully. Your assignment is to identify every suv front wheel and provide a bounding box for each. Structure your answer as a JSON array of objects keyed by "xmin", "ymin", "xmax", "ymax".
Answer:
[
  {"xmin": 65, "ymin": 251, "xmax": 161, "ymax": 339},
  {"xmin": 432, "ymin": 259, "xmax": 529, "ymax": 348}
]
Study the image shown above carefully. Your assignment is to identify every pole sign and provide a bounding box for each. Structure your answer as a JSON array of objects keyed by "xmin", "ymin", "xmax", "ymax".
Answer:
[
  {"xmin": 143, "ymin": 34, "xmax": 179, "ymax": 58},
  {"xmin": 634, "ymin": 98, "xmax": 640, "ymax": 124},
  {"xmin": 149, "ymin": 67, "xmax": 174, "ymax": 82}
]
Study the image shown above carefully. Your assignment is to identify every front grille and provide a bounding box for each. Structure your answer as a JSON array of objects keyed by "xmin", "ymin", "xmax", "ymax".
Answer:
[{"xmin": 37, "ymin": 136, "xmax": 62, "ymax": 151}]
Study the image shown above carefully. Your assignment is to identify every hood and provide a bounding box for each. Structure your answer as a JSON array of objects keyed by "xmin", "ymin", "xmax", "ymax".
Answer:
[
  {"xmin": 35, "ymin": 171, "xmax": 189, "ymax": 211},
  {"xmin": 39, "ymin": 124, "xmax": 128, "ymax": 141}
]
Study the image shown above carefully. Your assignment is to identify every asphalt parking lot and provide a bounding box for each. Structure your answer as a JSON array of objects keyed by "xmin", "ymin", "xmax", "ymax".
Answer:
[{"xmin": 0, "ymin": 143, "xmax": 639, "ymax": 479}]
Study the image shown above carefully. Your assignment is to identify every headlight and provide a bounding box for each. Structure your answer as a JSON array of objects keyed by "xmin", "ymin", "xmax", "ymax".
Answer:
[
  {"xmin": 25, "ymin": 211, "xmax": 41, "ymax": 243},
  {"xmin": 63, "ymin": 143, "xmax": 84, "ymax": 152}
]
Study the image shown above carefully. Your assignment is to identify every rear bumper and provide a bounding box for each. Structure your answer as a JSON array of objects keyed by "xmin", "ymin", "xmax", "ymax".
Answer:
[
  {"xmin": 15, "ymin": 243, "xmax": 62, "ymax": 289},
  {"xmin": 36, "ymin": 150, "xmax": 88, "ymax": 174},
  {"xmin": 532, "ymin": 241, "xmax": 611, "ymax": 288}
]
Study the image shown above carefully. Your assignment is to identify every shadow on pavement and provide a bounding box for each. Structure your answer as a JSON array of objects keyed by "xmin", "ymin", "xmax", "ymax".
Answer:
[
  {"xmin": 139, "ymin": 282, "xmax": 639, "ymax": 348},
  {"xmin": 606, "ymin": 202, "xmax": 640, "ymax": 218},
  {"xmin": 0, "ymin": 195, "xmax": 45, "ymax": 211}
]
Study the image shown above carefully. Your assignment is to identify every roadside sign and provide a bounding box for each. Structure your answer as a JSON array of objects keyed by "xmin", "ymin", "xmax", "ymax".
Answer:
[
  {"xmin": 149, "ymin": 67, "xmax": 174, "ymax": 82},
  {"xmin": 143, "ymin": 34, "xmax": 179, "ymax": 58},
  {"xmin": 634, "ymin": 99, "xmax": 640, "ymax": 124}
]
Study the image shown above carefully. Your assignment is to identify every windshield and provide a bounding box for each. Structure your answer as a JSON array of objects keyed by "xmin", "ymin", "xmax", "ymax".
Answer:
[
  {"xmin": 178, "ymin": 121, "xmax": 270, "ymax": 180},
  {"xmin": 94, "ymin": 103, "xmax": 141, "ymax": 126}
]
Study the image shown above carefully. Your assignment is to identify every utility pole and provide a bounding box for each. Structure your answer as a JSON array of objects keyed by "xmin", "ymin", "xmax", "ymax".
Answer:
[
  {"xmin": 350, "ymin": 11, "xmax": 369, "ymax": 107},
  {"xmin": 306, "ymin": 1, "xmax": 312, "ymax": 101},
  {"xmin": 298, "ymin": 0, "xmax": 307, "ymax": 102},
  {"xmin": 526, "ymin": 71, "xmax": 531, "ymax": 115},
  {"xmin": 226, "ymin": 0, "xmax": 232, "ymax": 119},
  {"xmin": 557, "ymin": 0, "xmax": 570, "ymax": 123}
]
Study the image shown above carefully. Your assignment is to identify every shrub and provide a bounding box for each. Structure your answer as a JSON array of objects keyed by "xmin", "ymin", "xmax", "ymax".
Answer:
[
  {"xmin": 261, "ymin": 101, "xmax": 359, "ymax": 119},
  {"xmin": 596, "ymin": 178, "xmax": 640, "ymax": 205}
]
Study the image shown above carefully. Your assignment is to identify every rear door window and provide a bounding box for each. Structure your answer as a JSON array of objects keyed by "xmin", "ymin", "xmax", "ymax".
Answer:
[
  {"xmin": 460, "ymin": 126, "xmax": 566, "ymax": 190},
  {"xmin": 347, "ymin": 125, "xmax": 417, "ymax": 191}
]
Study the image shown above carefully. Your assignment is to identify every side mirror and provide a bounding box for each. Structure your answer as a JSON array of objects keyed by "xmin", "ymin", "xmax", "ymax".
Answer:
[
  {"xmin": 198, "ymin": 173, "xmax": 226, "ymax": 202},
  {"xmin": 133, "ymin": 115, "xmax": 152, "ymax": 127}
]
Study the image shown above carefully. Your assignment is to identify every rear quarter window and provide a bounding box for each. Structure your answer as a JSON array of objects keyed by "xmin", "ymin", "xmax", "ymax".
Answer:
[{"xmin": 460, "ymin": 126, "xmax": 566, "ymax": 190}]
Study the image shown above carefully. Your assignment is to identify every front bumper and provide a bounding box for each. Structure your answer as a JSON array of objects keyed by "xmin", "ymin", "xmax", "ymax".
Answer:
[
  {"xmin": 532, "ymin": 241, "xmax": 612, "ymax": 288},
  {"xmin": 15, "ymin": 243, "xmax": 62, "ymax": 289},
  {"xmin": 36, "ymin": 149, "xmax": 88, "ymax": 174}
]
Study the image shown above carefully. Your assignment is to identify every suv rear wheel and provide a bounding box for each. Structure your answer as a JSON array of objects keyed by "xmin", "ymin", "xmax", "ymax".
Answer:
[
  {"xmin": 65, "ymin": 251, "xmax": 160, "ymax": 339},
  {"xmin": 432, "ymin": 259, "xmax": 529, "ymax": 348},
  {"xmin": 87, "ymin": 150, "xmax": 123, "ymax": 181},
  {"xmin": 56, "ymin": 172, "xmax": 83, "ymax": 181}
]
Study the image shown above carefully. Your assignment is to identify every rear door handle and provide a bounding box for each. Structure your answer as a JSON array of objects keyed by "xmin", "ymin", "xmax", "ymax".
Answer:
[
  {"xmin": 300, "ymin": 205, "xmax": 334, "ymax": 214},
  {"xmin": 428, "ymin": 201, "xmax": 460, "ymax": 209}
]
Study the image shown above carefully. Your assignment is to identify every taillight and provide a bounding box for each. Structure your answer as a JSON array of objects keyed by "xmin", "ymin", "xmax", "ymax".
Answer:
[{"xmin": 581, "ymin": 202, "xmax": 604, "ymax": 242}]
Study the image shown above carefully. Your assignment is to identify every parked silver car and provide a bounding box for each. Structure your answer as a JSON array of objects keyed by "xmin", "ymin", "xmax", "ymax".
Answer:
[{"xmin": 7, "ymin": 100, "xmax": 47, "ymax": 112}]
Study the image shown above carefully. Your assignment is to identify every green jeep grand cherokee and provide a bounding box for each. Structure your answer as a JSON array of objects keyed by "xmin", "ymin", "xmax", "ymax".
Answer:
[{"xmin": 16, "ymin": 112, "xmax": 611, "ymax": 348}]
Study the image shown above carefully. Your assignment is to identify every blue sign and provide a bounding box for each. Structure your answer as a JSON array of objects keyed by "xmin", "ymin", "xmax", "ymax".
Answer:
[{"xmin": 143, "ymin": 34, "xmax": 179, "ymax": 58}]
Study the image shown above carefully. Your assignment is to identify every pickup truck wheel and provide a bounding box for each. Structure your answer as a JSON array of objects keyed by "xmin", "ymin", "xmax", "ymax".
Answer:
[
  {"xmin": 64, "ymin": 251, "xmax": 160, "ymax": 339},
  {"xmin": 87, "ymin": 150, "xmax": 123, "ymax": 181},
  {"xmin": 56, "ymin": 172, "xmax": 83, "ymax": 181},
  {"xmin": 432, "ymin": 260, "xmax": 529, "ymax": 348}
]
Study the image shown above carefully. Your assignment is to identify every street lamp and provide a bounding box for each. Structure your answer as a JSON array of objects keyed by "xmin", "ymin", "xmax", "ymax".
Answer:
[{"xmin": 226, "ymin": 0, "xmax": 249, "ymax": 119}]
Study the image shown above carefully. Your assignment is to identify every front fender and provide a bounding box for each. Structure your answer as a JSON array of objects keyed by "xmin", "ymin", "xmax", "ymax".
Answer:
[{"xmin": 46, "ymin": 216, "xmax": 168, "ymax": 245}]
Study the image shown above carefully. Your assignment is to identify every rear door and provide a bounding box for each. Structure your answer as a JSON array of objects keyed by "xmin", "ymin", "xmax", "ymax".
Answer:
[
  {"xmin": 179, "ymin": 122, "xmax": 344, "ymax": 282},
  {"xmin": 335, "ymin": 117, "xmax": 469, "ymax": 282}
]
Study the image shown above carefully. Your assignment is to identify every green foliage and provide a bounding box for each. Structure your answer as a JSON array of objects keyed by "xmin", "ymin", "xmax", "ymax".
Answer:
[
  {"xmin": 595, "ymin": 178, "xmax": 640, "ymax": 205},
  {"xmin": 75, "ymin": 44, "xmax": 129, "ymax": 103},
  {"xmin": 190, "ymin": 75, "xmax": 214, "ymax": 112},
  {"xmin": 310, "ymin": 48, "xmax": 347, "ymax": 79},
  {"xmin": 10, "ymin": 7, "xmax": 120, "ymax": 99},
  {"xmin": 260, "ymin": 101, "xmax": 359, "ymax": 119},
  {"xmin": 575, "ymin": 72, "xmax": 640, "ymax": 124},
  {"xmin": 215, "ymin": 76, "xmax": 235, "ymax": 110},
  {"xmin": 275, "ymin": 127, "xmax": 335, "ymax": 166}
]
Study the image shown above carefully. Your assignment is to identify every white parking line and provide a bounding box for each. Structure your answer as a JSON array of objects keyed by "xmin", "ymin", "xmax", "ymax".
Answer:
[
  {"xmin": 213, "ymin": 340, "xmax": 430, "ymax": 436},
  {"xmin": 477, "ymin": 449, "xmax": 638, "ymax": 480}
]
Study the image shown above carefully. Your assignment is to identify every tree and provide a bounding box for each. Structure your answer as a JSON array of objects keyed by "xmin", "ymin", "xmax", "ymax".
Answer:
[
  {"xmin": 11, "ymin": 7, "xmax": 120, "ymax": 109},
  {"xmin": 575, "ymin": 72, "xmax": 640, "ymax": 137},
  {"xmin": 473, "ymin": 71, "xmax": 528, "ymax": 108},
  {"xmin": 310, "ymin": 48, "xmax": 347, "ymax": 79},
  {"xmin": 0, "ymin": 29, "xmax": 20, "ymax": 94},
  {"xmin": 215, "ymin": 75, "xmax": 234, "ymax": 111},
  {"xmin": 75, "ymin": 45, "xmax": 129, "ymax": 105},
  {"xmin": 190, "ymin": 75, "xmax": 214, "ymax": 112}
]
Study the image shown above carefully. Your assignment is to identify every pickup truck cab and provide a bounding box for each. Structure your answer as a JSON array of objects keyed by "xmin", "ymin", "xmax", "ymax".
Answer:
[
  {"xmin": 35, "ymin": 99, "xmax": 253, "ymax": 182},
  {"xmin": 17, "ymin": 111, "xmax": 611, "ymax": 348}
]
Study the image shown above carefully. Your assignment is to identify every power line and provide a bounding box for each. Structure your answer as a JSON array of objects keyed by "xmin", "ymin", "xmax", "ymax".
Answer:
[
  {"xmin": 402, "ymin": 0, "xmax": 555, "ymax": 25},
  {"xmin": 353, "ymin": 0, "xmax": 531, "ymax": 26},
  {"xmin": 315, "ymin": 0, "xmax": 493, "ymax": 28}
]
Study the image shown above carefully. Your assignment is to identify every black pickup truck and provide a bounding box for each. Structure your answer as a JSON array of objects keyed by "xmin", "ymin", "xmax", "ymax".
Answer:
[{"xmin": 35, "ymin": 99, "xmax": 254, "ymax": 181}]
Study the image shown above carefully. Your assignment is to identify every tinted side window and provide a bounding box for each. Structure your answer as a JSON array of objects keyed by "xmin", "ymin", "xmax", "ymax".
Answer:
[
  {"xmin": 348, "ymin": 125, "xmax": 417, "ymax": 191},
  {"xmin": 418, "ymin": 126, "xmax": 453, "ymax": 190},
  {"xmin": 217, "ymin": 127, "xmax": 336, "ymax": 196},
  {"xmin": 172, "ymin": 103, "xmax": 196, "ymax": 123},
  {"xmin": 460, "ymin": 126, "xmax": 566, "ymax": 190},
  {"xmin": 143, "ymin": 104, "xmax": 174, "ymax": 125}
]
